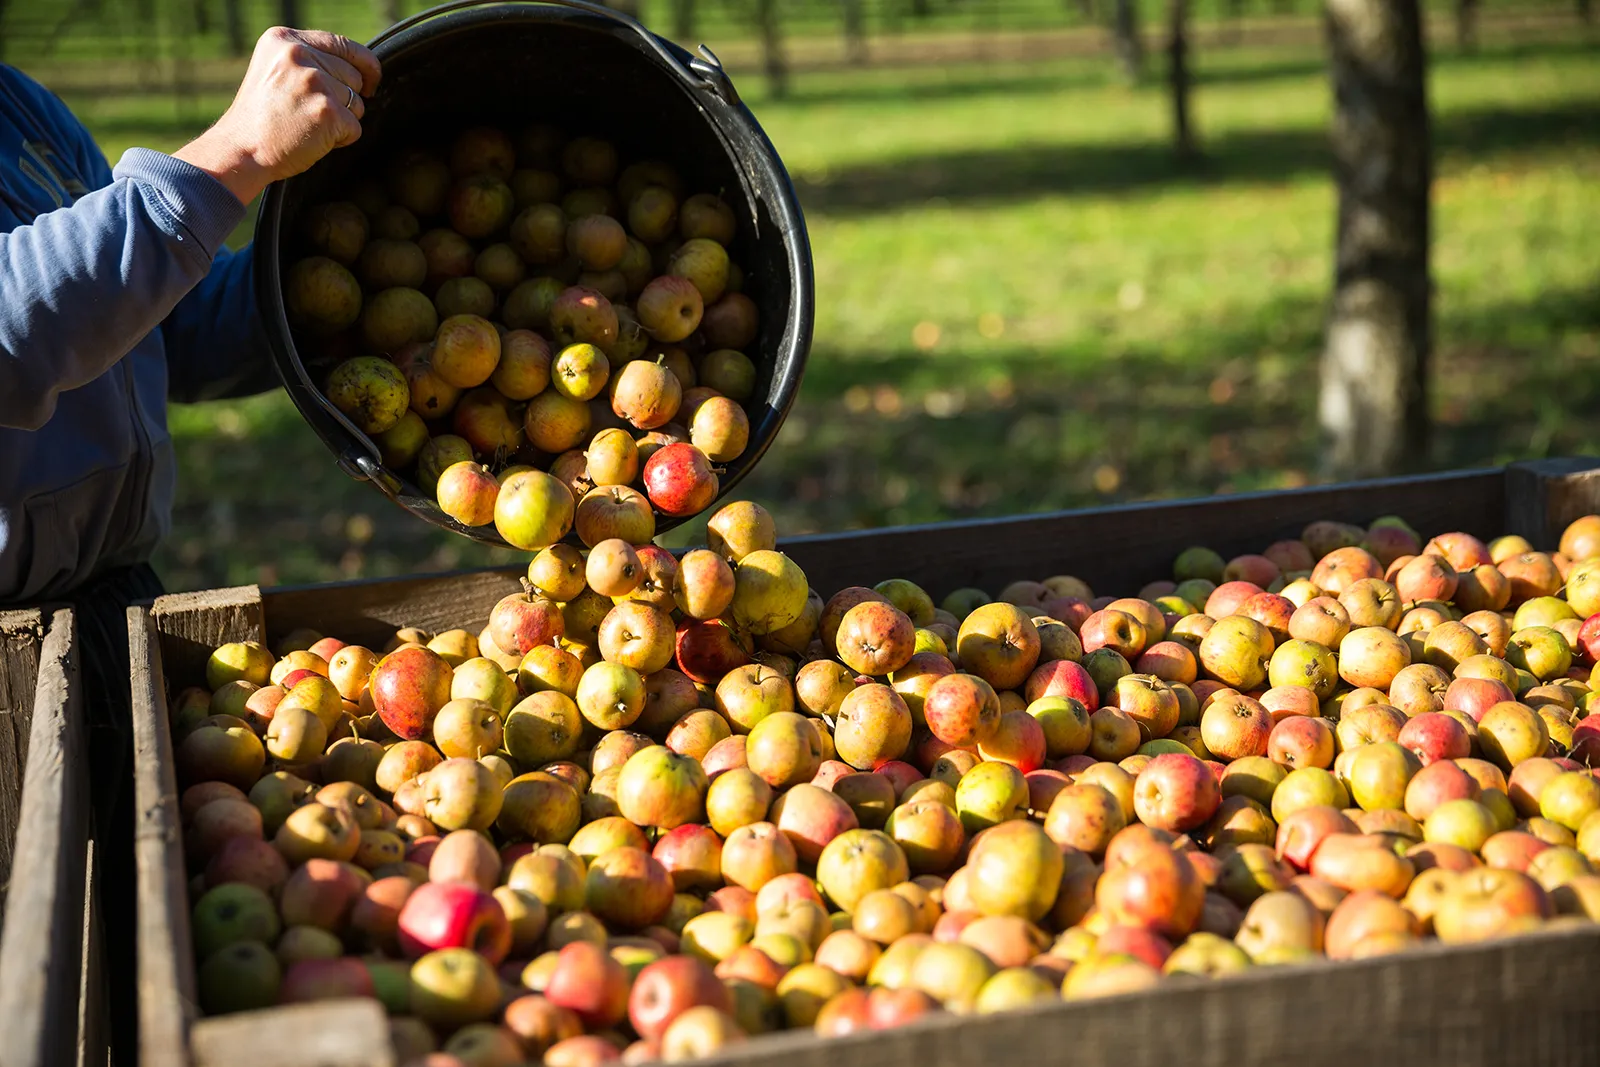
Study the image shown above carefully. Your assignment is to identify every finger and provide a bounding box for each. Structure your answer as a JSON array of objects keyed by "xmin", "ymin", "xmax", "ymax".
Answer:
[
  {"xmin": 305, "ymin": 47, "xmax": 366, "ymax": 97},
  {"xmin": 291, "ymin": 30, "xmax": 382, "ymax": 95},
  {"xmin": 314, "ymin": 69, "xmax": 365, "ymax": 123}
]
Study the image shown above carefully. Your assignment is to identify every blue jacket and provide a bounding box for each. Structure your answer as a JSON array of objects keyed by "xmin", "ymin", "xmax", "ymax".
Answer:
[{"xmin": 0, "ymin": 64, "xmax": 275, "ymax": 604}]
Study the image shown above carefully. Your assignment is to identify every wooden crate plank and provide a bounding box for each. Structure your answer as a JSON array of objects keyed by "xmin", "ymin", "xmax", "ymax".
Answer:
[
  {"xmin": 77, "ymin": 835, "xmax": 106, "ymax": 1067},
  {"xmin": 188, "ymin": 1000, "xmax": 394, "ymax": 1067},
  {"xmin": 261, "ymin": 568, "xmax": 525, "ymax": 651},
  {"xmin": 0, "ymin": 608, "xmax": 88, "ymax": 1067},
  {"xmin": 780, "ymin": 467, "xmax": 1506, "ymax": 597},
  {"xmin": 131, "ymin": 606, "xmax": 202, "ymax": 1067},
  {"xmin": 0, "ymin": 606, "xmax": 45, "ymax": 917},
  {"xmin": 149, "ymin": 586, "xmax": 265, "ymax": 690},
  {"xmin": 698, "ymin": 926, "xmax": 1600, "ymax": 1067},
  {"xmin": 1504, "ymin": 457, "xmax": 1600, "ymax": 550}
]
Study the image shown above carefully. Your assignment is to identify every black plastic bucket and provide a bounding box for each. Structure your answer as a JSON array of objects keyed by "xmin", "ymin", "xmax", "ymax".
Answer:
[{"xmin": 254, "ymin": 0, "xmax": 813, "ymax": 546}]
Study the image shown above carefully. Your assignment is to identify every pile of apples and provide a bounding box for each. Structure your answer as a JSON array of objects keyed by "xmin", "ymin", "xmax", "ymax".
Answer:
[
  {"xmin": 173, "ymin": 504, "xmax": 1600, "ymax": 1066},
  {"xmin": 284, "ymin": 124, "xmax": 758, "ymax": 550}
]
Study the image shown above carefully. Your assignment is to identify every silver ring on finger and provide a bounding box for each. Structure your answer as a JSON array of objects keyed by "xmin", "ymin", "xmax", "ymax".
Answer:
[{"xmin": 345, "ymin": 85, "xmax": 356, "ymax": 110}]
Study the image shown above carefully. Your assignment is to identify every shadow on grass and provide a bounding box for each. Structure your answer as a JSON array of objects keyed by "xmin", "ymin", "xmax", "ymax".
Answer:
[{"xmin": 794, "ymin": 98, "xmax": 1600, "ymax": 213}]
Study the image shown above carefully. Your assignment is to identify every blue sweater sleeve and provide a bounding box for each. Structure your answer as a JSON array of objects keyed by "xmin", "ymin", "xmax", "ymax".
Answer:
[
  {"xmin": 162, "ymin": 239, "xmax": 279, "ymax": 404},
  {"xmin": 0, "ymin": 146, "xmax": 245, "ymax": 430}
]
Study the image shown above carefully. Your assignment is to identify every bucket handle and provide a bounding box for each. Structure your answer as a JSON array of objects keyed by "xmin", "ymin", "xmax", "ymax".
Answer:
[{"xmin": 368, "ymin": 0, "xmax": 739, "ymax": 105}]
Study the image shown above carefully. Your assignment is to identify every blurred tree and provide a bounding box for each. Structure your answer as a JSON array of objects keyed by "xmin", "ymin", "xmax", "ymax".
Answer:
[
  {"xmin": 1111, "ymin": 0, "xmax": 1143, "ymax": 81},
  {"xmin": 280, "ymin": 0, "xmax": 300, "ymax": 28},
  {"xmin": 843, "ymin": 0, "xmax": 868, "ymax": 62},
  {"xmin": 193, "ymin": 0, "xmax": 210, "ymax": 32},
  {"xmin": 671, "ymin": 0, "xmax": 695, "ymax": 39},
  {"xmin": 1580, "ymin": 0, "xmax": 1593, "ymax": 23},
  {"xmin": 223, "ymin": 0, "xmax": 247, "ymax": 54},
  {"xmin": 1456, "ymin": 0, "xmax": 1477, "ymax": 50},
  {"xmin": 1167, "ymin": 0, "xmax": 1197, "ymax": 159},
  {"xmin": 378, "ymin": 0, "xmax": 402, "ymax": 26},
  {"xmin": 756, "ymin": 0, "xmax": 789, "ymax": 97},
  {"xmin": 1320, "ymin": 0, "xmax": 1432, "ymax": 478}
]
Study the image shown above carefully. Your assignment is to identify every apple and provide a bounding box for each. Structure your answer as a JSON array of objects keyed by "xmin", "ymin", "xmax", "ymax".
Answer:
[
  {"xmin": 1432, "ymin": 867, "xmax": 1551, "ymax": 943},
  {"xmin": 410, "ymin": 947, "xmax": 504, "ymax": 1029},
  {"xmin": 397, "ymin": 880, "xmax": 510, "ymax": 963},
  {"xmin": 1133, "ymin": 753, "xmax": 1221, "ymax": 833}
]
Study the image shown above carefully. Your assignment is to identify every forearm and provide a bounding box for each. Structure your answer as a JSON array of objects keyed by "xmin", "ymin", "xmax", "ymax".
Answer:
[
  {"xmin": 174, "ymin": 127, "xmax": 273, "ymax": 208},
  {"xmin": 0, "ymin": 149, "xmax": 243, "ymax": 430}
]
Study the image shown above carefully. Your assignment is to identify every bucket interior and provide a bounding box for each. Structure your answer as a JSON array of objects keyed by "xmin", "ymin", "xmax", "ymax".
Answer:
[{"xmin": 266, "ymin": 4, "xmax": 809, "ymax": 540}]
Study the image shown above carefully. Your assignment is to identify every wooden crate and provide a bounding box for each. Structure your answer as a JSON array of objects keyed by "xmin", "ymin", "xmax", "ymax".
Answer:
[
  {"xmin": 130, "ymin": 457, "xmax": 1600, "ymax": 1067},
  {"xmin": 0, "ymin": 607, "xmax": 108, "ymax": 1067},
  {"xmin": 0, "ymin": 606, "xmax": 48, "ymax": 915}
]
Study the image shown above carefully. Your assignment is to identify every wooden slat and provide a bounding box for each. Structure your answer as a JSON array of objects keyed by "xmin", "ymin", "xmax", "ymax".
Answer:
[
  {"xmin": 0, "ymin": 606, "xmax": 45, "ymax": 917},
  {"xmin": 261, "ymin": 568, "xmax": 525, "ymax": 651},
  {"xmin": 698, "ymin": 925, "xmax": 1600, "ymax": 1067},
  {"xmin": 78, "ymin": 835, "xmax": 105, "ymax": 1067},
  {"xmin": 188, "ymin": 1000, "xmax": 394, "ymax": 1067},
  {"xmin": 149, "ymin": 586, "xmax": 265, "ymax": 691},
  {"xmin": 1504, "ymin": 456, "xmax": 1600, "ymax": 550},
  {"xmin": 0, "ymin": 608, "xmax": 88, "ymax": 1067},
  {"xmin": 131, "ymin": 606, "xmax": 202, "ymax": 1067},
  {"xmin": 780, "ymin": 467, "xmax": 1507, "ymax": 598}
]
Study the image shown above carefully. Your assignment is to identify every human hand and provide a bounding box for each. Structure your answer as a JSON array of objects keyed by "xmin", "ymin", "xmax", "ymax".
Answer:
[{"xmin": 175, "ymin": 27, "xmax": 381, "ymax": 205}]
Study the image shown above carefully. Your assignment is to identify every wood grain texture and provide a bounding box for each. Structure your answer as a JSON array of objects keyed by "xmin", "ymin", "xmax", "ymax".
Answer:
[
  {"xmin": 696, "ymin": 926, "xmax": 1600, "ymax": 1067},
  {"xmin": 1504, "ymin": 456, "xmax": 1600, "ymax": 550},
  {"xmin": 262, "ymin": 567, "xmax": 524, "ymax": 650},
  {"xmin": 131, "ymin": 607, "xmax": 202, "ymax": 1067},
  {"xmin": 0, "ymin": 609, "xmax": 88, "ymax": 1067},
  {"xmin": 188, "ymin": 1000, "xmax": 394, "ymax": 1067},
  {"xmin": 780, "ymin": 467, "xmax": 1507, "ymax": 598},
  {"xmin": 149, "ymin": 586, "xmax": 264, "ymax": 690},
  {"xmin": 0, "ymin": 606, "xmax": 45, "ymax": 918},
  {"xmin": 78, "ymin": 835, "xmax": 106, "ymax": 1067}
]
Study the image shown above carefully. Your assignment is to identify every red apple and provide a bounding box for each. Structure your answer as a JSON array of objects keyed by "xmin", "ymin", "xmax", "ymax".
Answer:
[
  {"xmin": 628, "ymin": 955, "xmax": 733, "ymax": 1040},
  {"xmin": 643, "ymin": 443, "xmax": 718, "ymax": 517},
  {"xmin": 1133, "ymin": 753, "xmax": 1221, "ymax": 833},
  {"xmin": 397, "ymin": 880, "xmax": 511, "ymax": 964},
  {"xmin": 545, "ymin": 941, "xmax": 631, "ymax": 1029}
]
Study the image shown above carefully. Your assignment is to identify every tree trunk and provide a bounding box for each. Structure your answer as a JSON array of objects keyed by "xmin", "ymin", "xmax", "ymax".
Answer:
[
  {"xmin": 1455, "ymin": 0, "xmax": 1477, "ymax": 50},
  {"xmin": 1074, "ymin": 0, "xmax": 1098, "ymax": 22},
  {"xmin": 1579, "ymin": 0, "xmax": 1593, "ymax": 24},
  {"xmin": 671, "ymin": 0, "xmax": 695, "ymax": 39},
  {"xmin": 756, "ymin": 0, "xmax": 789, "ymax": 98},
  {"xmin": 222, "ymin": 0, "xmax": 246, "ymax": 54},
  {"xmin": 609, "ymin": 0, "xmax": 640, "ymax": 16},
  {"xmin": 378, "ymin": 0, "xmax": 402, "ymax": 26},
  {"xmin": 911, "ymin": 0, "xmax": 929, "ymax": 18},
  {"xmin": 279, "ymin": 0, "xmax": 300, "ymax": 28},
  {"xmin": 1168, "ymin": 0, "xmax": 1198, "ymax": 160},
  {"xmin": 1111, "ymin": 0, "xmax": 1143, "ymax": 82},
  {"xmin": 1319, "ymin": 0, "xmax": 1432, "ymax": 479},
  {"xmin": 842, "ymin": 0, "xmax": 868, "ymax": 63}
]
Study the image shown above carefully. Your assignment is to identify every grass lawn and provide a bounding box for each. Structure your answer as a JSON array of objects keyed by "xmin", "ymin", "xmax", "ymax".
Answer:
[{"xmin": 27, "ymin": 27, "xmax": 1600, "ymax": 591}]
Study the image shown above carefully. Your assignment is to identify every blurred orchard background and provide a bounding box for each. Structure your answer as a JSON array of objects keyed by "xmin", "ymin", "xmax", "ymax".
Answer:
[{"xmin": 2, "ymin": 0, "xmax": 1596, "ymax": 590}]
